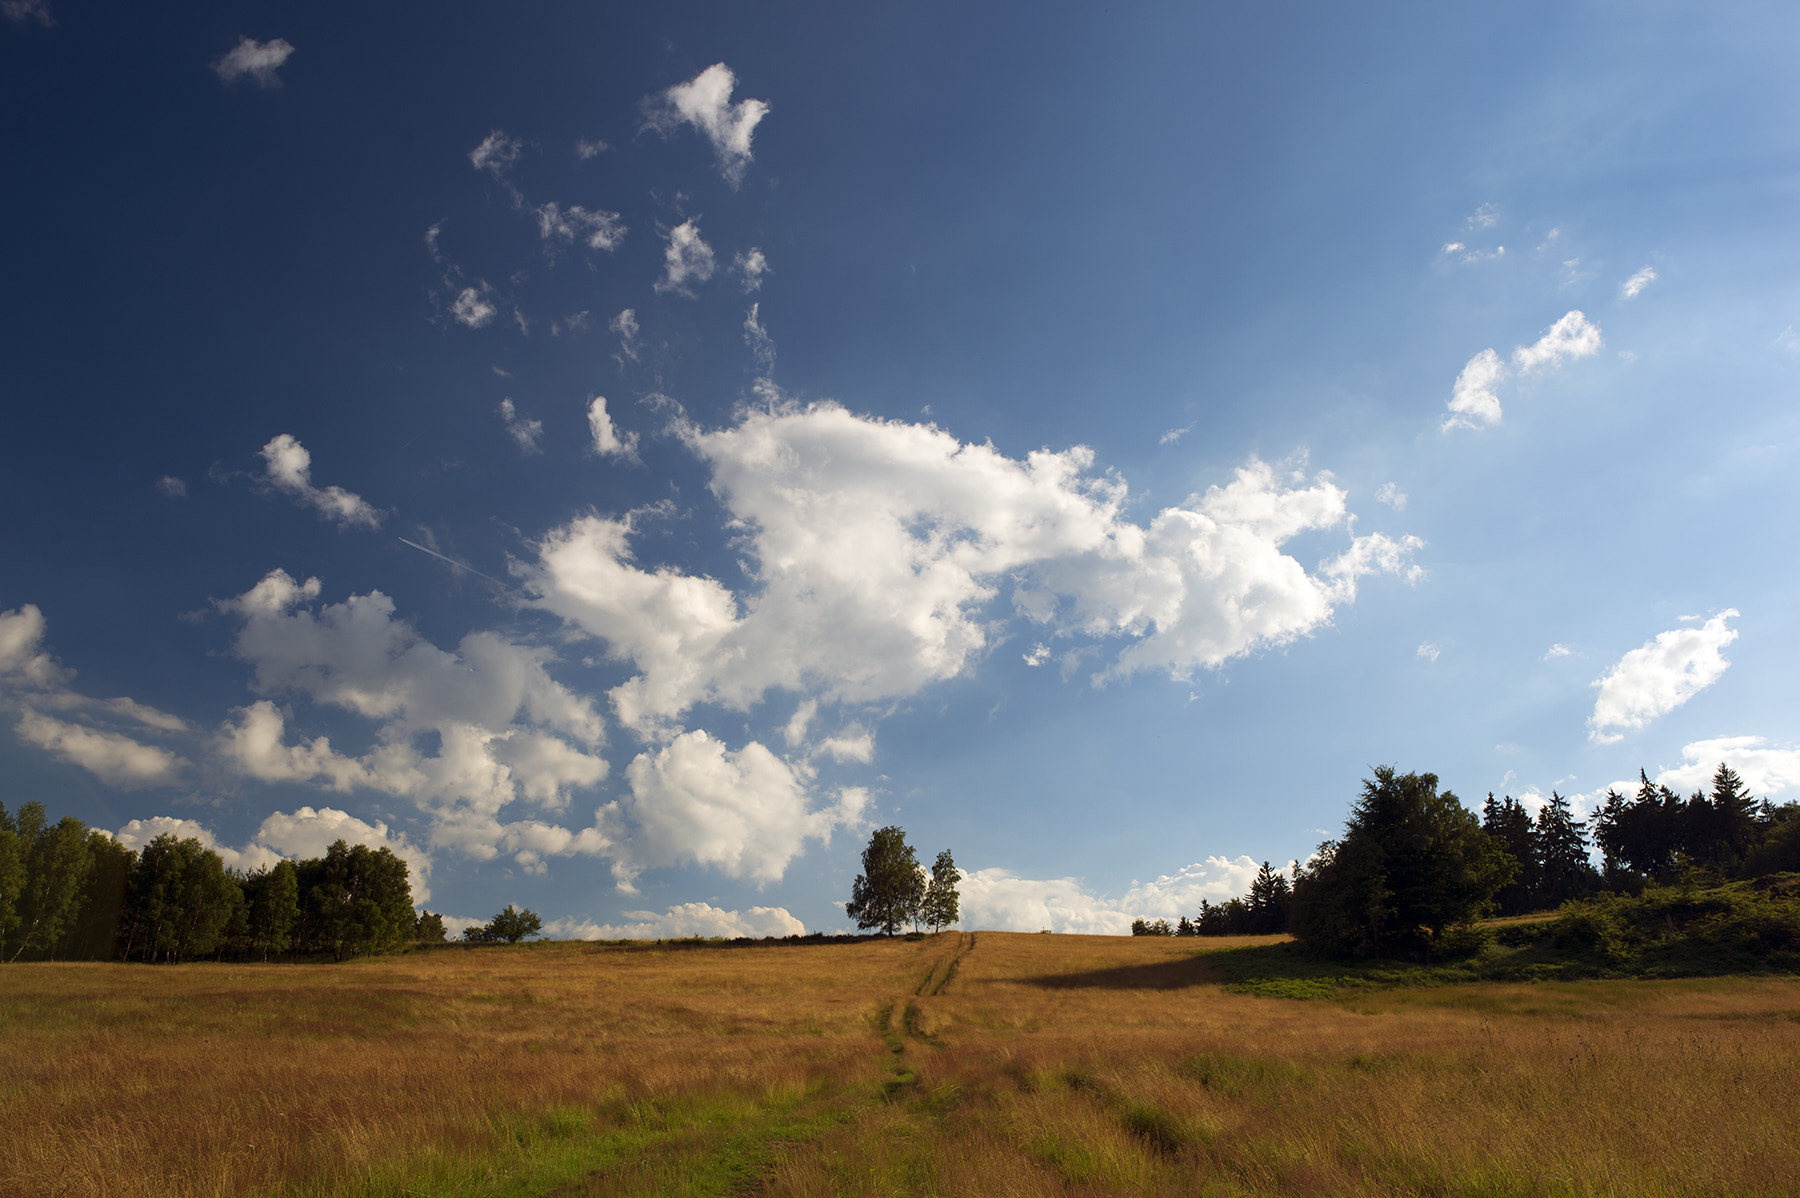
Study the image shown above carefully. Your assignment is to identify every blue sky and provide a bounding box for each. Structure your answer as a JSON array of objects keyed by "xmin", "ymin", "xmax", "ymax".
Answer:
[{"xmin": 3, "ymin": 3, "xmax": 1797, "ymax": 936}]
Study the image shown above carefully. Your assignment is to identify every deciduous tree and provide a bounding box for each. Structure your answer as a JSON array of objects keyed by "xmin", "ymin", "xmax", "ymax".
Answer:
[{"xmin": 845, "ymin": 826, "xmax": 924, "ymax": 936}]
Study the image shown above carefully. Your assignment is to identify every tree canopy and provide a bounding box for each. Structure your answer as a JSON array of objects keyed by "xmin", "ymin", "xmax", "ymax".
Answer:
[{"xmin": 846, "ymin": 826, "xmax": 926, "ymax": 935}]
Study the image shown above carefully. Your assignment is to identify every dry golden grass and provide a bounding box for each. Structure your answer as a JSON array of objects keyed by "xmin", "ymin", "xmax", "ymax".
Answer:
[{"xmin": 3, "ymin": 932, "xmax": 1798, "ymax": 1196}]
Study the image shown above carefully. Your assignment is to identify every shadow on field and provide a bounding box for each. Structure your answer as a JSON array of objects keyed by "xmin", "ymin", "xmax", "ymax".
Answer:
[{"xmin": 1021, "ymin": 953, "xmax": 1230, "ymax": 991}]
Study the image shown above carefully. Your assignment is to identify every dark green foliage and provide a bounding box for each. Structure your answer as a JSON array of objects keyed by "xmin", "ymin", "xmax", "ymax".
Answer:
[
  {"xmin": 1289, "ymin": 767, "xmax": 1515, "ymax": 957},
  {"xmin": 0, "ymin": 812, "xmax": 24, "ymax": 953},
  {"xmin": 119, "ymin": 834, "xmax": 241, "ymax": 963},
  {"xmin": 1195, "ymin": 896, "xmax": 1251, "ymax": 936},
  {"xmin": 1130, "ymin": 918, "xmax": 1173, "ymax": 936},
  {"xmin": 1533, "ymin": 791, "xmax": 1600, "ymax": 907},
  {"xmin": 295, "ymin": 840, "xmax": 415, "ymax": 960},
  {"xmin": 846, "ymin": 826, "xmax": 925, "ymax": 936},
  {"xmin": 414, "ymin": 910, "xmax": 448, "ymax": 943},
  {"xmin": 58, "ymin": 831, "xmax": 133, "ymax": 961},
  {"xmin": 921, "ymin": 849, "xmax": 961, "ymax": 932},
  {"xmin": 7, "ymin": 806, "xmax": 95, "ymax": 961},
  {"xmin": 466, "ymin": 904, "xmax": 544, "ymax": 943},
  {"xmin": 1481, "ymin": 793, "xmax": 1537, "ymax": 915},
  {"xmin": 241, "ymin": 860, "xmax": 301, "ymax": 961}
]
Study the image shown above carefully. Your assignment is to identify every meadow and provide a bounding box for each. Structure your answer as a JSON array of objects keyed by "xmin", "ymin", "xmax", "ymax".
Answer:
[{"xmin": 4, "ymin": 932, "xmax": 1798, "ymax": 1197}]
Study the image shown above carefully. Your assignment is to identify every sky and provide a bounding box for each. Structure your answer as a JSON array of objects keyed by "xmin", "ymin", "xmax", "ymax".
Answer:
[{"xmin": 2, "ymin": 2, "xmax": 1798, "ymax": 938}]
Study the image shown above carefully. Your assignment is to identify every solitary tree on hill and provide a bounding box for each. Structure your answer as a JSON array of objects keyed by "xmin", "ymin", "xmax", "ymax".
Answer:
[{"xmin": 846, "ymin": 826, "xmax": 925, "ymax": 935}]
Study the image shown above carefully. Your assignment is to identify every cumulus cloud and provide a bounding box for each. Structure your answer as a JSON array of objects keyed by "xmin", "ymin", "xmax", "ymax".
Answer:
[
  {"xmin": 641, "ymin": 63, "xmax": 769, "ymax": 187},
  {"xmin": 1544, "ymin": 643, "xmax": 1573, "ymax": 659},
  {"xmin": 1588, "ymin": 610, "xmax": 1739, "ymax": 744},
  {"xmin": 259, "ymin": 434, "xmax": 383, "ymax": 529},
  {"xmin": 586, "ymin": 396, "xmax": 640, "ymax": 459},
  {"xmin": 654, "ymin": 220, "xmax": 716, "ymax": 295},
  {"xmin": 526, "ymin": 405, "xmax": 1420, "ymax": 736},
  {"xmin": 1374, "ymin": 482, "xmax": 1407, "ymax": 511},
  {"xmin": 603, "ymin": 729, "xmax": 865, "ymax": 889},
  {"xmin": 734, "ymin": 248, "xmax": 769, "ymax": 292},
  {"xmin": 534, "ymin": 202, "xmax": 625, "ymax": 253},
  {"xmin": 115, "ymin": 806, "xmax": 433, "ymax": 900},
  {"xmin": 215, "ymin": 569, "xmax": 610, "ymax": 872},
  {"xmin": 1442, "ymin": 348, "xmax": 1507, "ymax": 431},
  {"xmin": 545, "ymin": 902, "xmax": 804, "ymax": 940},
  {"xmin": 1652, "ymin": 736, "xmax": 1800, "ymax": 799},
  {"xmin": 1621, "ymin": 267, "xmax": 1658, "ymax": 299},
  {"xmin": 960, "ymin": 856, "xmax": 1264, "ymax": 934},
  {"xmin": 452, "ymin": 285, "xmax": 498, "ymax": 328},
  {"xmin": 212, "ymin": 36, "xmax": 294, "ymax": 87},
  {"xmin": 498, "ymin": 398, "xmax": 543, "ymax": 454},
  {"xmin": 1443, "ymin": 311, "xmax": 1602, "ymax": 431},
  {"xmin": 16, "ymin": 710, "xmax": 186, "ymax": 788}
]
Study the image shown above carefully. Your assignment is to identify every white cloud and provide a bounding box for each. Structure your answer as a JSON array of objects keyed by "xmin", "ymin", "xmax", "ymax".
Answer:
[
  {"xmin": 156, "ymin": 476, "xmax": 187, "ymax": 498},
  {"xmin": 114, "ymin": 806, "xmax": 434, "ymax": 900},
  {"xmin": 1588, "ymin": 610, "xmax": 1739, "ymax": 744},
  {"xmin": 959, "ymin": 856, "xmax": 1264, "ymax": 934},
  {"xmin": 1023, "ymin": 643, "xmax": 1051, "ymax": 667},
  {"xmin": 1621, "ymin": 267, "xmax": 1658, "ymax": 299},
  {"xmin": 655, "ymin": 220, "xmax": 716, "ymax": 296},
  {"xmin": 606, "ymin": 729, "xmax": 863, "ymax": 888},
  {"xmin": 1543, "ymin": 643, "xmax": 1573, "ymax": 659},
  {"xmin": 1443, "ymin": 311, "xmax": 1603, "ymax": 431},
  {"xmin": 16, "ymin": 709, "xmax": 186, "ymax": 788},
  {"xmin": 743, "ymin": 303, "xmax": 775, "ymax": 373},
  {"xmin": 527, "ymin": 406, "xmax": 1420, "ymax": 736},
  {"xmin": 734, "ymin": 248, "xmax": 769, "ymax": 292},
  {"xmin": 545, "ymin": 902, "xmax": 804, "ymax": 941},
  {"xmin": 574, "ymin": 137, "xmax": 609, "ymax": 160},
  {"xmin": 534, "ymin": 202, "xmax": 625, "ymax": 253},
  {"xmin": 610, "ymin": 308, "xmax": 641, "ymax": 364},
  {"xmin": 1440, "ymin": 242, "xmax": 1506, "ymax": 265},
  {"xmin": 0, "ymin": 604, "xmax": 71, "ymax": 690},
  {"xmin": 452, "ymin": 285, "xmax": 498, "ymax": 328},
  {"xmin": 1775, "ymin": 326, "xmax": 1800, "ymax": 356},
  {"xmin": 468, "ymin": 131, "xmax": 522, "ymax": 178},
  {"xmin": 1512, "ymin": 310, "xmax": 1602, "ymax": 373},
  {"xmin": 586, "ymin": 396, "xmax": 640, "ymax": 460},
  {"xmin": 1443, "ymin": 348, "xmax": 1508, "ymax": 430},
  {"xmin": 1653, "ymin": 736, "xmax": 1800, "ymax": 799},
  {"xmin": 1159, "ymin": 424, "xmax": 1193, "ymax": 446},
  {"xmin": 1467, "ymin": 203, "xmax": 1499, "ymax": 229},
  {"xmin": 498, "ymin": 398, "xmax": 543, "ymax": 454},
  {"xmin": 215, "ymin": 570, "xmax": 610, "ymax": 871},
  {"xmin": 212, "ymin": 37, "xmax": 294, "ymax": 88},
  {"xmin": 1374, "ymin": 482, "xmax": 1407, "ymax": 511},
  {"xmin": 259, "ymin": 434, "xmax": 383, "ymax": 529},
  {"xmin": 1417, "ymin": 642, "xmax": 1441, "ymax": 663},
  {"xmin": 641, "ymin": 63, "xmax": 769, "ymax": 187}
]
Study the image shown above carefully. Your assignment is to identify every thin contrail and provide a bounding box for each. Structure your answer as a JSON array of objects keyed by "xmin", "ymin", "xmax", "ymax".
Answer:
[{"xmin": 396, "ymin": 537, "xmax": 509, "ymax": 586}]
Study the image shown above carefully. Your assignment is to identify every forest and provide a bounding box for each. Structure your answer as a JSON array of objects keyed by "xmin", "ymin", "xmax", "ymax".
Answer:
[
  {"xmin": 0, "ymin": 801, "xmax": 427, "ymax": 963},
  {"xmin": 1138, "ymin": 763, "xmax": 1800, "ymax": 960}
]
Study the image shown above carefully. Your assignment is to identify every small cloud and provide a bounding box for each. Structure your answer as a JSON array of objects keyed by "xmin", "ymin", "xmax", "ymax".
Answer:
[
  {"xmin": 468, "ymin": 130, "xmax": 522, "ymax": 178},
  {"xmin": 452, "ymin": 285, "xmax": 497, "ymax": 329},
  {"xmin": 640, "ymin": 63, "xmax": 769, "ymax": 188},
  {"xmin": 1159, "ymin": 424, "xmax": 1193, "ymax": 446},
  {"xmin": 1588, "ymin": 610, "xmax": 1738, "ymax": 744},
  {"xmin": 654, "ymin": 220, "xmax": 716, "ymax": 296},
  {"xmin": 1617, "ymin": 350, "xmax": 1637, "ymax": 362},
  {"xmin": 1467, "ymin": 203, "xmax": 1499, "ymax": 229},
  {"xmin": 743, "ymin": 303, "xmax": 775, "ymax": 374},
  {"xmin": 1543, "ymin": 643, "xmax": 1573, "ymax": 659},
  {"xmin": 3, "ymin": 0, "xmax": 54, "ymax": 27},
  {"xmin": 1417, "ymin": 642, "xmax": 1441, "ymax": 663},
  {"xmin": 1536, "ymin": 226, "xmax": 1563, "ymax": 253},
  {"xmin": 155, "ymin": 476, "xmax": 187, "ymax": 499},
  {"xmin": 212, "ymin": 36, "xmax": 294, "ymax": 88},
  {"xmin": 1442, "ymin": 347, "xmax": 1507, "ymax": 431},
  {"xmin": 1023, "ymin": 643, "xmax": 1051, "ymax": 667},
  {"xmin": 550, "ymin": 311, "xmax": 590, "ymax": 337},
  {"xmin": 259, "ymin": 434, "xmax": 383, "ymax": 529},
  {"xmin": 586, "ymin": 397, "xmax": 640, "ymax": 460},
  {"xmin": 534, "ymin": 202, "xmax": 625, "ymax": 254},
  {"xmin": 1621, "ymin": 267, "xmax": 1657, "ymax": 299},
  {"xmin": 1441, "ymin": 241, "xmax": 1505, "ymax": 264},
  {"xmin": 574, "ymin": 137, "xmax": 609, "ymax": 160},
  {"xmin": 498, "ymin": 398, "xmax": 543, "ymax": 454},
  {"xmin": 1774, "ymin": 326, "xmax": 1800, "ymax": 356},
  {"xmin": 610, "ymin": 309, "xmax": 641, "ymax": 365},
  {"xmin": 1374, "ymin": 482, "xmax": 1407, "ymax": 511},
  {"xmin": 1513, "ymin": 310, "xmax": 1602, "ymax": 373},
  {"xmin": 734, "ymin": 248, "xmax": 769, "ymax": 292}
]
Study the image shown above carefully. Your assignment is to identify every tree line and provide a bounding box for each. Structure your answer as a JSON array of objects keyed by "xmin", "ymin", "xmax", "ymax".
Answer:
[
  {"xmin": 1134, "ymin": 763, "xmax": 1800, "ymax": 957},
  {"xmin": 0, "ymin": 800, "xmax": 444, "ymax": 963}
]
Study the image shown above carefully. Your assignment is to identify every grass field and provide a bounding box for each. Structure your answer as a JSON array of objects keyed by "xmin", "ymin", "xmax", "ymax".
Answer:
[{"xmin": 4, "ymin": 932, "xmax": 1798, "ymax": 1196}]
